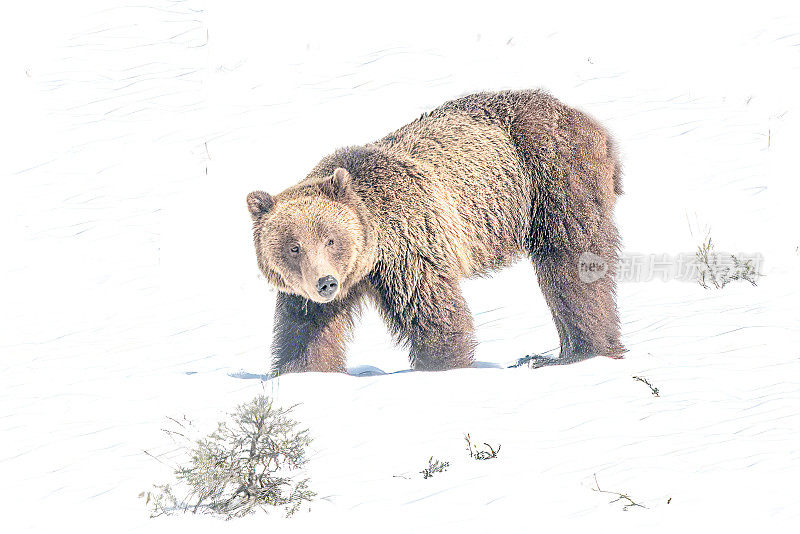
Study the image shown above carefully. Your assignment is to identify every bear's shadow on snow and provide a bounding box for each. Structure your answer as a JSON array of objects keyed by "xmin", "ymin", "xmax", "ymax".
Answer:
[{"xmin": 226, "ymin": 361, "xmax": 505, "ymax": 381}]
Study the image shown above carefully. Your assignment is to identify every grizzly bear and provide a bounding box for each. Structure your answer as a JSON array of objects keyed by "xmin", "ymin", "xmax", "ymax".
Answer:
[{"xmin": 247, "ymin": 89, "xmax": 624, "ymax": 374}]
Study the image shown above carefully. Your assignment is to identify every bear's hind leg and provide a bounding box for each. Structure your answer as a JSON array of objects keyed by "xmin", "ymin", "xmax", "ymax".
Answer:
[{"xmin": 533, "ymin": 240, "xmax": 624, "ymax": 364}]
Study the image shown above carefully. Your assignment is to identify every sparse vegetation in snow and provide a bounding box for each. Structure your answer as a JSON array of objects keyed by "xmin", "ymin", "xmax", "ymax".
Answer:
[{"xmin": 464, "ymin": 433, "xmax": 501, "ymax": 460}]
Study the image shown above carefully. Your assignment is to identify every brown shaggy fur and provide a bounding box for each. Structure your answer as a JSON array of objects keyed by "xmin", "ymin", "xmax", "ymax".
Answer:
[{"xmin": 248, "ymin": 89, "xmax": 624, "ymax": 374}]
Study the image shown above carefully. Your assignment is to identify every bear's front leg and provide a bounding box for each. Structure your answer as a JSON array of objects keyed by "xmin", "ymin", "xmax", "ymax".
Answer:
[
  {"xmin": 271, "ymin": 290, "xmax": 361, "ymax": 375},
  {"xmin": 373, "ymin": 274, "xmax": 476, "ymax": 371}
]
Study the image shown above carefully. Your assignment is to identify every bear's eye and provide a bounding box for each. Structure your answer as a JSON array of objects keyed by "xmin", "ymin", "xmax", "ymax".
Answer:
[
  {"xmin": 289, "ymin": 244, "xmax": 300, "ymax": 255},
  {"xmin": 326, "ymin": 238, "xmax": 334, "ymax": 247}
]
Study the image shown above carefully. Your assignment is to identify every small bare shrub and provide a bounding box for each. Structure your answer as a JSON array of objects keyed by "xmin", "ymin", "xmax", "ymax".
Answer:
[
  {"xmin": 696, "ymin": 236, "xmax": 760, "ymax": 289},
  {"xmin": 420, "ymin": 457, "xmax": 450, "ymax": 479},
  {"xmin": 146, "ymin": 395, "xmax": 314, "ymax": 519}
]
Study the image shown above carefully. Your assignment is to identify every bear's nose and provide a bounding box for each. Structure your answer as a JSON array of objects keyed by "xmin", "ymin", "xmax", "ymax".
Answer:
[{"xmin": 316, "ymin": 275, "xmax": 339, "ymax": 298}]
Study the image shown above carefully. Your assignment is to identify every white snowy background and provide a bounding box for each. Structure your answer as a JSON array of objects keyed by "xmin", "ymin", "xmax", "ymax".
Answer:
[{"xmin": 2, "ymin": 0, "xmax": 799, "ymax": 532}]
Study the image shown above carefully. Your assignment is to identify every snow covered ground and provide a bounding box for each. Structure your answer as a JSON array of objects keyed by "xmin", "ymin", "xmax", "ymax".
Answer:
[{"xmin": 2, "ymin": 0, "xmax": 799, "ymax": 531}]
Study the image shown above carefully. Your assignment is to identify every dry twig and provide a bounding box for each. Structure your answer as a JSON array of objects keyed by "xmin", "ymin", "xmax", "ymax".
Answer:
[
  {"xmin": 592, "ymin": 474, "xmax": 647, "ymax": 511},
  {"xmin": 632, "ymin": 376, "xmax": 660, "ymax": 397}
]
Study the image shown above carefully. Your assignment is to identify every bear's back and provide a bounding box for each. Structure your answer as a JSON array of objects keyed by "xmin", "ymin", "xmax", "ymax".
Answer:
[{"xmin": 368, "ymin": 96, "xmax": 537, "ymax": 275}]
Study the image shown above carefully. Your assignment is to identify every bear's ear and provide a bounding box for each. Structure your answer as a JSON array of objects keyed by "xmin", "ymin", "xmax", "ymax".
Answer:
[
  {"xmin": 319, "ymin": 167, "xmax": 353, "ymax": 200},
  {"xmin": 247, "ymin": 190, "xmax": 274, "ymax": 219}
]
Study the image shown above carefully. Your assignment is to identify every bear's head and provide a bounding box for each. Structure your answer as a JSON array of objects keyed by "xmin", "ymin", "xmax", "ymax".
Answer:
[{"xmin": 247, "ymin": 168, "xmax": 375, "ymax": 303}]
